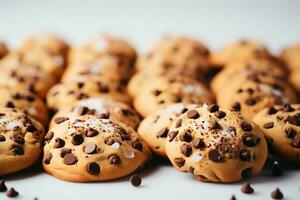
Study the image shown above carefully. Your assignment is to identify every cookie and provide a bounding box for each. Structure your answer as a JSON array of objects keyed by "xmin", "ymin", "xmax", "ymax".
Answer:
[
  {"xmin": 165, "ymin": 104, "xmax": 267, "ymax": 183},
  {"xmin": 133, "ymin": 76, "xmax": 213, "ymax": 117},
  {"xmin": 62, "ymin": 54, "xmax": 133, "ymax": 84},
  {"xmin": 0, "ymin": 108, "xmax": 45, "ymax": 176},
  {"xmin": 47, "ymin": 76, "xmax": 131, "ymax": 112},
  {"xmin": 136, "ymin": 36, "xmax": 210, "ymax": 81},
  {"xmin": 43, "ymin": 115, "xmax": 151, "ymax": 182},
  {"xmin": 280, "ymin": 43, "xmax": 300, "ymax": 72},
  {"xmin": 210, "ymin": 39, "xmax": 272, "ymax": 68},
  {"xmin": 0, "ymin": 85, "xmax": 48, "ymax": 127},
  {"xmin": 216, "ymin": 78, "xmax": 298, "ymax": 120},
  {"xmin": 253, "ymin": 104, "xmax": 300, "ymax": 164},
  {"xmin": 289, "ymin": 70, "xmax": 300, "ymax": 93},
  {"xmin": 69, "ymin": 35, "xmax": 137, "ymax": 67},
  {"xmin": 138, "ymin": 103, "xmax": 198, "ymax": 157},
  {"xmin": 210, "ymin": 58, "xmax": 287, "ymax": 94},
  {"xmin": 49, "ymin": 97, "xmax": 140, "ymax": 129},
  {"xmin": 0, "ymin": 42, "xmax": 8, "ymax": 59},
  {"xmin": 0, "ymin": 54, "xmax": 57, "ymax": 98}
]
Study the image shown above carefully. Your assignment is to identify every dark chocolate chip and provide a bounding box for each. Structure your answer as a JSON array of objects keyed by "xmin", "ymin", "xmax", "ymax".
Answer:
[
  {"xmin": 174, "ymin": 158, "xmax": 185, "ymax": 168},
  {"xmin": 210, "ymin": 121, "xmax": 222, "ymax": 130},
  {"xmin": 86, "ymin": 128, "xmax": 99, "ymax": 137},
  {"xmin": 168, "ymin": 131, "xmax": 178, "ymax": 142},
  {"xmin": 192, "ymin": 138, "xmax": 205, "ymax": 149},
  {"xmin": 153, "ymin": 90, "xmax": 161, "ymax": 96},
  {"xmin": 272, "ymin": 161, "xmax": 283, "ymax": 177},
  {"xmin": 245, "ymin": 98, "xmax": 256, "ymax": 105},
  {"xmin": 44, "ymin": 153, "xmax": 53, "ymax": 164},
  {"xmin": 77, "ymin": 106, "xmax": 89, "ymax": 115},
  {"xmin": 186, "ymin": 110, "xmax": 199, "ymax": 119},
  {"xmin": 241, "ymin": 168, "xmax": 252, "ymax": 179},
  {"xmin": 215, "ymin": 111, "xmax": 226, "ymax": 119},
  {"xmin": 239, "ymin": 150, "xmax": 252, "ymax": 161},
  {"xmin": 181, "ymin": 108, "xmax": 188, "ymax": 114},
  {"xmin": 54, "ymin": 117, "xmax": 68, "ymax": 124},
  {"xmin": 12, "ymin": 146, "xmax": 24, "ymax": 155},
  {"xmin": 0, "ymin": 135, "xmax": 5, "ymax": 142},
  {"xmin": 44, "ymin": 131, "xmax": 54, "ymax": 142},
  {"xmin": 179, "ymin": 131, "xmax": 193, "ymax": 142},
  {"xmin": 6, "ymin": 101, "xmax": 15, "ymax": 108},
  {"xmin": 63, "ymin": 153, "xmax": 77, "ymax": 165},
  {"xmin": 108, "ymin": 154, "xmax": 121, "ymax": 165},
  {"xmin": 243, "ymin": 135, "xmax": 260, "ymax": 147},
  {"xmin": 241, "ymin": 122, "xmax": 252, "ymax": 132},
  {"xmin": 271, "ymin": 188, "xmax": 284, "ymax": 199},
  {"xmin": 230, "ymin": 195, "xmax": 237, "ymax": 200},
  {"xmin": 84, "ymin": 143, "xmax": 97, "ymax": 154},
  {"xmin": 156, "ymin": 127, "xmax": 169, "ymax": 138},
  {"xmin": 231, "ymin": 102, "xmax": 241, "ymax": 111},
  {"xmin": 12, "ymin": 135, "xmax": 24, "ymax": 144},
  {"xmin": 291, "ymin": 138, "xmax": 300, "ymax": 148},
  {"xmin": 208, "ymin": 149, "xmax": 222, "ymax": 162},
  {"xmin": 27, "ymin": 124, "xmax": 37, "ymax": 132},
  {"xmin": 241, "ymin": 182, "xmax": 254, "ymax": 194},
  {"xmin": 97, "ymin": 113, "xmax": 109, "ymax": 119},
  {"xmin": 175, "ymin": 119, "xmax": 182, "ymax": 128},
  {"xmin": 60, "ymin": 148, "xmax": 72, "ymax": 158},
  {"xmin": 268, "ymin": 107, "xmax": 278, "ymax": 115},
  {"xmin": 130, "ymin": 175, "xmax": 142, "ymax": 187},
  {"xmin": 263, "ymin": 122, "xmax": 274, "ymax": 129},
  {"xmin": 54, "ymin": 138, "xmax": 65, "ymax": 148},
  {"xmin": 286, "ymin": 115, "xmax": 300, "ymax": 126},
  {"xmin": 180, "ymin": 144, "xmax": 192, "ymax": 157},
  {"xmin": 0, "ymin": 179, "xmax": 7, "ymax": 192},
  {"xmin": 285, "ymin": 128, "xmax": 296, "ymax": 139},
  {"xmin": 283, "ymin": 104, "xmax": 294, "ymax": 112},
  {"xmin": 208, "ymin": 104, "xmax": 219, "ymax": 113},
  {"xmin": 87, "ymin": 162, "xmax": 100, "ymax": 175},
  {"xmin": 132, "ymin": 142, "xmax": 143, "ymax": 151},
  {"xmin": 104, "ymin": 137, "xmax": 115, "ymax": 145},
  {"xmin": 72, "ymin": 134, "xmax": 84, "ymax": 145},
  {"xmin": 6, "ymin": 188, "xmax": 19, "ymax": 197}
]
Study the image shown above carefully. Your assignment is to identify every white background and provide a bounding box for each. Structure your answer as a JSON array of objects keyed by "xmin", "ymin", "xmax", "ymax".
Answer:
[{"xmin": 0, "ymin": 0, "xmax": 300, "ymax": 199}]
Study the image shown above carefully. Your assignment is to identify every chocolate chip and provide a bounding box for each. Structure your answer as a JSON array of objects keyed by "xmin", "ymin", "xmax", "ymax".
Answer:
[
  {"xmin": 186, "ymin": 110, "xmax": 199, "ymax": 119},
  {"xmin": 268, "ymin": 107, "xmax": 278, "ymax": 115},
  {"xmin": 179, "ymin": 131, "xmax": 193, "ymax": 142},
  {"xmin": 286, "ymin": 115, "xmax": 300, "ymax": 126},
  {"xmin": 104, "ymin": 137, "xmax": 115, "ymax": 145},
  {"xmin": 175, "ymin": 119, "xmax": 182, "ymax": 128},
  {"xmin": 263, "ymin": 122, "xmax": 274, "ymax": 129},
  {"xmin": 54, "ymin": 138, "xmax": 65, "ymax": 148},
  {"xmin": 72, "ymin": 134, "xmax": 84, "ymax": 145},
  {"xmin": 77, "ymin": 82, "xmax": 84, "ymax": 88},
  {"xmin": 208, "ymin": 149, "xmax": 222, "ymax": 162},
  {"xmin": 291, "ymin": 138, "xmax": 300, "ymax": 148},
  {"xmin": 130, "ymin": 175, "xmax": 142, "ymax": 187},
  {"xmin": 87, "ymin": 162, "xmax": 100, "ymax": 175},
  {"xmin": 241, "ymin": 168, "xmax": 252, "ymax": 179},
  {"xmin": 245, "ymin": 98, "xmax": 256, "ymax": 105},
  {"xmin": 153, "ymin": 89, "xmax": 161, "ymax": 96},
  {"xmin": 181, "ymin": 108, "xmax": 188, "ymax": 114},
  {"xmin": 0, "ymin": 135, "xmax": 5, "ymax": 142},
  {"xmin": 271, "ymin": 188, "xmax": 284, "ymax": 199},
  {"xmin": 168, "ymin": 131, "xmax": 178, "ymax": 142},
  {"xmin": 241, "ymin": 182, "xmax": 254, "ymax": 194},
  {"xmin": 215, "ymin": 111, "xmax": 226, "ymax": 119},
  {"xmin": 174, "ymin": 158, "xmax": 185, "ymax": 168},
  {"xmin": 192, "ymin": 138, "xmax": 205, "ymax": 149},
  {"xmin": 272, "ymin": 161, "xmax": 283, "ymax": 177},
  {"xmin": 6, "ymin": 188, "xmax": 19, "ymax": 197},
  {"xmin": 132, "ymin": 142, "xmax": 143, "ymax": 151},
  {"xmin": 108, "ymin": 154, "xmax": 121, "ymax": 165},
  {"xmin": 239, "ymin": 150, "xmax": 252, "ymax": 161},
  {"xmin": 84, "ymin": 143, "xmax": 97, "ymax": 154},
  {"xmin": 231, "ymin": 102, "xmax": 241, "ymax": 111},
  {"xmin": 97, "ymin": 113, "xmax": 109, "ymax": 119},
  {"xmin": 0, "ymin": 179, "xmax": 7, "ymax": 192},
  {"xmin": 241, "ymin": 122, "xmax": 252, "ymax": 132},
  {"xmin": 54, "ymin": 117, "xmax": 68, "ymax": 124},
  {"xmin": 60, "ymin": 148, "xmax": 72, "ymax": 158},
  {"xmin": 243, "ymin": 135, "xmax": 260, "ymax": 147},
  {"xmin": 156, "ymin": 127, "xmax": 169, "ymax": 138},
  {"xmin": 44, "ymin": 131, "xmax": 54, "ymax": 142},
  {"xmin": 86, "ymin": 128, "xmax": 99, "ymax": 137},
  {"xmin": 44, "ymin": 153, "xmax": 53, "ymax": 164},
  {"xmin": 285, "ymin": 128, "xmax": 296, "ymax": 138},
  {"xmin": 77, "ymin": 106, "xmax": 89, "ymax": 115},
  {"xmin": 63, "ymin": 153, "xmax": 77, "ymax": 165},
  {"xmin": 210, "ymin": 121, "xmax": 222, "ymax": 130},
  {"xmin": 12, "ymin": 135, "xmax": 24, "ymax": 144},
  {"xmin": 230, "ymin": 195, "xmax": 237, "ymax": 200},
  {"xmin": 180, "ymin": 144, "xmax": 192, "ymax": 157},
  {"xmin": 208, "ymin": 104, "xmax": 219, "ymax": 113},
  {"xmin": 6, "ymin": 101, "xmax": 15, "ymax": 108},
  {"xmin": 12, "ymin": 146, "xmax": 24, "ymax": 155},
  {"xmin": 283, "ymin": 104, "xmax": 294, "ymax": 112}
]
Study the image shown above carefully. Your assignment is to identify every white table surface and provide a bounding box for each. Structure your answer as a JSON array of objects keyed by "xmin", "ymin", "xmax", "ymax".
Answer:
[{"xmin": 0, "ymin": 0, "xmax": 300, "ymax": 199}]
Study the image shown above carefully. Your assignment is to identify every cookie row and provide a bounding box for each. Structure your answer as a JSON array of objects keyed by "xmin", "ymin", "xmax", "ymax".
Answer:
[{"xmin": 127, "ymin": 36, "xmax": 214, "ymax": 117}]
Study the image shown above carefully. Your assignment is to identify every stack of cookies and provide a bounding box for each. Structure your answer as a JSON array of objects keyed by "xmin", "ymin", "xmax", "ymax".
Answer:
[
  {"xmin": 0, "ymin": 36, "xmax": 69, "ymax": 176},
  {"xmin": 0, "ymin": 35, "xmax": 299, "ymax": 185}
]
